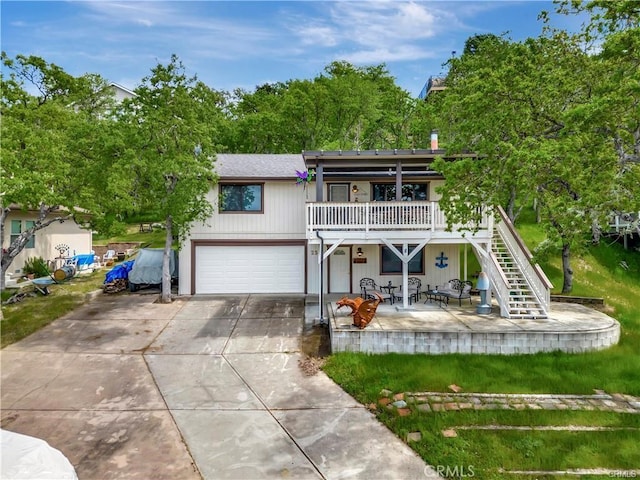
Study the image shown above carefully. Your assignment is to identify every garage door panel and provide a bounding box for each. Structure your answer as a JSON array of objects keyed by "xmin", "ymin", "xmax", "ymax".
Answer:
[{"xmin": 195, "ymin": 246, "xmax": 304, "ymax": 294}]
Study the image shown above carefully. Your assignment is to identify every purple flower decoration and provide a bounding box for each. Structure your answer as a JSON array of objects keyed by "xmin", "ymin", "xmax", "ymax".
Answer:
[{"xmin": 295, "ymin": 169, "xmax": 315, "ymax": 187}]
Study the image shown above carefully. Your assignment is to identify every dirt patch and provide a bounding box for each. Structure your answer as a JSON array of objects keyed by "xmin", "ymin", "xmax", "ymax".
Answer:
[{"xmin": 301, "ymin": 323, "xmax": 330, "ymax": 358}]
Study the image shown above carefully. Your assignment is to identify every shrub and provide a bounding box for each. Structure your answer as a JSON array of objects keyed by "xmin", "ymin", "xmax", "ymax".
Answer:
[{"xmin": 23, "ymin": 256, "xmax": 50, "ymax": 278}]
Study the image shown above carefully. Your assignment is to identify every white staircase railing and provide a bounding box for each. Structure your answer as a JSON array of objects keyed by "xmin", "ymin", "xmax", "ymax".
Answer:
[
  {"xmin": 487, "ymin": 251, "xmax": 512, "ymax": 318},
  {"xmin": 495, "ymin": 206, "xmax": 553, "ymax": 313}
]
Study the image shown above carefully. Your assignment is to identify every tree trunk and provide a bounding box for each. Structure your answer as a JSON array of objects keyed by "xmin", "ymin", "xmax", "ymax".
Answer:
[
  {"xmin": 1, "ymin": 259, "xmax": 6, "ymax": 292},
  {"xmin": 561, "ymin": 242, "xmax": 573, "ymax": 294},
  {"xmin": 506, "ymin": 186, "xmax": 517, "ymax": 223},
  {"xmin": 160, "ymin": 215, "xmax": 173, "ymax": 304},
  {"xmin": 591, "ymin": 219, "xmax": 601, "ymax": 245}
]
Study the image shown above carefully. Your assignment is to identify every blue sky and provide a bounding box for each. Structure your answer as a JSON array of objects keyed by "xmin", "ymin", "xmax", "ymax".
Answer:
[{"xmin": 1, "ymin": 1, "xmax": 585, "ymax": 96}]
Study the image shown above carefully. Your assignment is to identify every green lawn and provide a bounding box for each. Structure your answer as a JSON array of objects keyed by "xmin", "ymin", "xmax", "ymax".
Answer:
[
  {"xmin": 324, "ymin": 212, "xmax": 640, "ymax": 479},
  {"xmin": 1, "ymin": 270, "xmax": 106, "ymax": 348},
  {"xmin": 391, "ymin": 410, "xmax": 640, "ymax": 479}
]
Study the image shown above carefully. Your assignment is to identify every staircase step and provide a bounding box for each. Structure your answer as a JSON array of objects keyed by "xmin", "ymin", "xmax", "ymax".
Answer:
[{"xmin": 492, "ymin": 232, "xmax": 549, "ymax": 319}]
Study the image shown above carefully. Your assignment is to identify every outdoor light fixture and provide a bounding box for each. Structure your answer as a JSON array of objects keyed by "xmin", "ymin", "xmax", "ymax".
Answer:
[
  {"xmin": 476, "ymin": 271, "xmax": 492, "ymax": 314},
  {"xmin": 357, "ymin": 247, "xmax": 363, "ymax": 257},
  {"xmin": 352, "ymin": 185, "xmax": 359, "ymax": 194}
]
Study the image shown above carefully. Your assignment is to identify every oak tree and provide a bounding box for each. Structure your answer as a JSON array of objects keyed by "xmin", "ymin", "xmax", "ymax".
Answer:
[
  {"xmin": 117, "ymin": 55, "xmax": 221, "ymax": 302},
  {"xmin": 0, "ymin": 54, "xmax": 124, "ymax": 289}
]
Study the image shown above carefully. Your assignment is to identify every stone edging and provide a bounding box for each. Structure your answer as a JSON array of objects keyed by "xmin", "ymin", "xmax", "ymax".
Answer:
[
  {"xmin": 376, "ymin": 390, "xmax": 640, "ymax": 414},
  {"xmin": 550, "ymin": 295, "xmax": 605, "ymax": 306}
]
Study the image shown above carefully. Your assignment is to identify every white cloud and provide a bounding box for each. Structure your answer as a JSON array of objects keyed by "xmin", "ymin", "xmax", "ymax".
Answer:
[
  {"xmin": 80, "ymin": 1, "xmax": 171, "ymax": 27},
  {"xmin": 329, "ymin": 1, "xmax": 442, "ymax": 45},
  {"xmin": 285, "ymin": 1, "xmax": 459, "ymax": 64},
  {"xmin": 337, "ymin": 44, "xmax": 437, "ymax": 64},
  {"xmin": 298, "ymin": 25, "xmax": 339, "ymax": 47}
]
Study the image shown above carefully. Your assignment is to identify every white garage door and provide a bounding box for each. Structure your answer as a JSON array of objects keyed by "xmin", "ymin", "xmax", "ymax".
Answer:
[{"xmin": 195, "ymin": 245, "xmax": 305, "ymax": 294}]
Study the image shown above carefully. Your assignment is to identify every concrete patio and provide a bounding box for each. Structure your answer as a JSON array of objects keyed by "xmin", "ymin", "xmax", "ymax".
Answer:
[{"xmin": 318, "ymin": 294, "xmax": 620, "ymax": 355}]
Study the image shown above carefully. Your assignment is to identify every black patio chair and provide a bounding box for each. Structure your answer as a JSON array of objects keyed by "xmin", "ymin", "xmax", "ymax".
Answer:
[
  {"xmin": 394, "ymin": 277, "xmax": 422, "ymax": 304},
  {"xmin": 359, "ymin": 277, "xmax": 393, "ymax": 304}
]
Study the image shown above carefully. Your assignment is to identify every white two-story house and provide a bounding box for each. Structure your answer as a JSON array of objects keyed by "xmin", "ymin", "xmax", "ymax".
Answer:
[{"xmin": 179, "ymin": 150, "xmax": 552, "ymax": 320}]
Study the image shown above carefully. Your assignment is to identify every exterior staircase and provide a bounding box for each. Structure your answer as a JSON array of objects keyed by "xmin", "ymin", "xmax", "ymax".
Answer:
[{"xmin": 491, "ymin": 231, "xmax": 548, "ymax": 319}]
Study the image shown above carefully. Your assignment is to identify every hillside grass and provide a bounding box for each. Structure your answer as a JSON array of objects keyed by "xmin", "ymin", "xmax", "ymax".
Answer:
[{"xmin": 92, "ymin": 223, "xmax": 168, "ymax": 248}]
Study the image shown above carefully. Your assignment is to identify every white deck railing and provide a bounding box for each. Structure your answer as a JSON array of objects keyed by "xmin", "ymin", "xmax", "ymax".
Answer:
[{"xmin": 306, "ymin": 201, "xmax": 490, "ymax": 233}]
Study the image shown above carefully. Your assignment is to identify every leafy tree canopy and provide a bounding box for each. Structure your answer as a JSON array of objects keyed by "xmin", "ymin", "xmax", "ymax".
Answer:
[
  {"xmin": 117, "ymin": 55, "xmax": 221, "ymax": 302},
  {"xmin": 428, "ymin": 0, "xmax": 640, "ymax": 293},
  {"xmin": 0, "ymin": 53, "xmax": 126, "ymax": 287}
]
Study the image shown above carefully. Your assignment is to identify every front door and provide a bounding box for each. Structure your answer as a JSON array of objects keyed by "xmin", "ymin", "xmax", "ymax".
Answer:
[
  {"xmin": 329, "ymin": 247, "xmax": 351, "ymax": 293},
  {"xmin": 328, "ymin": 184, "xmax": 349, "ymax": 202}
]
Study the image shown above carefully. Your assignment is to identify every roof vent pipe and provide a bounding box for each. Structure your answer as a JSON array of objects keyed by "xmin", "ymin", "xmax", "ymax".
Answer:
[{"xmin": 430, "ymin": 130, "xmax": 439, "ymax": 151}]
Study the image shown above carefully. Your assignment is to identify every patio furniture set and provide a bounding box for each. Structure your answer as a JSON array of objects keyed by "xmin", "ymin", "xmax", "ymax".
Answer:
[{"xmin": 360, "ymin": 277, "xmax": 474, "ymax": 307}]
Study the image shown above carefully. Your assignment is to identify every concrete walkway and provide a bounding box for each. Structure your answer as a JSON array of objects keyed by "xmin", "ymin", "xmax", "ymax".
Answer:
[{"xmin": 1, "ymin": 294, "xmax": 438, "ymax": 480}]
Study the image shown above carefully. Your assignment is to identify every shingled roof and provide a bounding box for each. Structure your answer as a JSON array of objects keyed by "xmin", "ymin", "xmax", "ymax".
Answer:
[{"xmin": 214, "ymin": 154, "xmax": 305, "ymax": 179}]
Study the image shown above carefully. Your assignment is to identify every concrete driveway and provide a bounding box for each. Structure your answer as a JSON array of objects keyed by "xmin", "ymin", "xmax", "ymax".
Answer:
[{"xmin": 1, "ymin": 294, "xmax": 438, "ymax": 479}]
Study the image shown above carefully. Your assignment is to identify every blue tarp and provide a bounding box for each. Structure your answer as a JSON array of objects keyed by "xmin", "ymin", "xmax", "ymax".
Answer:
[
  {"xmin": 72, "ymin": 254, "xmax": 98, "ymax": 267},
  {"xmin": 104, "ymin": 260, "xmax": 135, "ymax": 284}
]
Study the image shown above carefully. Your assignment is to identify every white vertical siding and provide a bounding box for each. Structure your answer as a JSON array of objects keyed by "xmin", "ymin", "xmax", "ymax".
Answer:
[
  {"xmin": 190, "ymin": 182, "xmax": 307, "ymax": 237},
  {"xmin": 306, "ymin": 245, "xmax": 321, "ymax": 294},
  {"xmin": 341, "ymin": 244, "xmax": 461, "ymax": 295},
  {"xmin": 2, "ymin": 212, "xmax": 92, "ymax": 275},
  {"xmin": 179, "ymin": 181, "xmax": 308, "ymax": 295},
  {"xmin": 425, "ymin": 245, "xmax": 461, "ymax": 289},
  {"xmin": 430, "ymin": 180, "xmax": 445, "ymax": 201},
  {"xmin": 178, "ymin": 246, "xmax": 192, "ymax": 295}
]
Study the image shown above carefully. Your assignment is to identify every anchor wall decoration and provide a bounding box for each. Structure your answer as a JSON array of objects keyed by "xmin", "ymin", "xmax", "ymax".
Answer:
[{"xmin": 435, "ymin": 251, "xmax": 448, "ymax": 269}]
